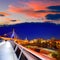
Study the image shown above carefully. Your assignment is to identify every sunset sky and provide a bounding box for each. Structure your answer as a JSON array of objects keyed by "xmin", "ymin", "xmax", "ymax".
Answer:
[
  {"xmin": 0, "ymin": 0, "xmax": 60, "ymax": 40},
  {"xmin": 0, "ymin": 0, "xmax": 60, "ymax": 25}
]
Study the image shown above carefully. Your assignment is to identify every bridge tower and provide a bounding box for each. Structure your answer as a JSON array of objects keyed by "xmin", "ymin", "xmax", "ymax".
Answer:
[{"xmin": 11, "ymin": 29, "xmax": 18, "ymax": 41}]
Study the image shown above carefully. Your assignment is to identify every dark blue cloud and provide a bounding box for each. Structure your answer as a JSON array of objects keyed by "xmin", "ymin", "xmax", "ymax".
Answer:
[
  {"xmin": 35, "ymin": 10, "xmax": 60, "ymax": 13},
  {"xmin": 35, "ymin": 6, "xmax": 60, "ymax": 13},
  {"xmin": 47, "ymin": 6, "xmax": 60, "ymax": 12},
  {"xmin": 46, "ymin": 14, "xmax": 60, "ymax": 20}
]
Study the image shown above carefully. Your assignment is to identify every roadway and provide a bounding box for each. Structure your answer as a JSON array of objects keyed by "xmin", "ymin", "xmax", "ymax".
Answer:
[{"xmin": 0, "ymin": 41, "xmax": 18, "ymax": 60}]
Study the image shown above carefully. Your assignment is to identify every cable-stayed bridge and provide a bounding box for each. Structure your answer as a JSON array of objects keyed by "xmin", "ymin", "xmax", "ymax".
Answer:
[{"xmin": 0, "ymin": 30, "xmax": 56, "ymax": 60}]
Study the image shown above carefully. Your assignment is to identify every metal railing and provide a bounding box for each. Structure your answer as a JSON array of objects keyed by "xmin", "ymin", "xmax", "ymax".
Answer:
[{"xmin": 10, "ymin": 41, "xmax": 56, "ymax": 60}]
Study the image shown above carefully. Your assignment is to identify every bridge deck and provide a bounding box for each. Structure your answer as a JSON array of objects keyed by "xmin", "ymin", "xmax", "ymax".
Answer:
[{"xmin": 0, "ymin": 41, "xmax": 18, "ymax": 60}]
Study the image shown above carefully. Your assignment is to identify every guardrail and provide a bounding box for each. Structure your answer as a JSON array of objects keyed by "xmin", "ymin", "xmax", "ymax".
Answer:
[{"xmin": 10, "ymin": 41, "xmax": 56, "ymax": 60}]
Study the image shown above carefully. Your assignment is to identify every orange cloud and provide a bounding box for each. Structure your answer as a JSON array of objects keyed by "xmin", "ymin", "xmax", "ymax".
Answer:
[
  {"xmin": 0, "ymin": 17, "xmax": 22, "ymax": 25},
  {"xmin": 0, "ymin": 12, "xmax": 10, "ymax": 16},
  {"xmin": 8, "ymin": 1, "xmax": 60, "ymax": 17},
  {"xmin": 8, "ymin": 5, "xmax": 29, "ymax": 13}
]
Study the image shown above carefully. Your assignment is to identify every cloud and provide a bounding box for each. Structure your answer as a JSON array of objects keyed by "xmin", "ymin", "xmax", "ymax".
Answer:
[
  {"xmin": 35, "ymin": 10, "xmax": 60, "ymax": 13},
  {"xmin": 19, "ymin": 0, "xmax": 60, "ymax": 3},
  {"xmin": 8, "ymin": 0, "xmax": 60, "ymax": 18},
  {"xmin": 0, "ymin": 12, "xmax": 10, "ymax": 16},
  {"xmin": 8, "ymin": 20, "xmax": 21, "ymax": 25},
  {"xmin": 10, "ymin": 20, "xmax": 17, "ymax": 22},
  {"xmin": 47, "ymin": 6, "xmax": 60, "ymax": 11},
  {"xmin": 7, "ymin": 5, "xmax": 53, "ymax": 17},
  {"xmin": 35, "ymin": 5, "xmax": 60, "ymax": 13},
  {"xmin": 46, "ymin": 14, "xmax": 60, "ymax": 20},
  {"xmin": 6, "ymin": 0, "xmax": 60, "ymax": 24},
  {"xmin": 0, "ymin": 17, "xmax": 22, "ymax": 25},
  {"xmin": 7, "ymin": 4, "xmax": 60, "ymax": 24},
  {"xmin": 0, "ymin": 14, "xmax": 5, "ymax": 16},
  {"xmin": 47, "ymin": 5, "xmax": 60, "ymax": 13},
  {"xmin": 48, "ymin": 20, "xmax": 60, "ymax": 24}
]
